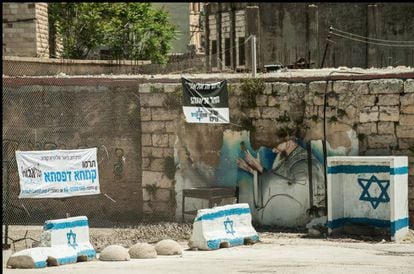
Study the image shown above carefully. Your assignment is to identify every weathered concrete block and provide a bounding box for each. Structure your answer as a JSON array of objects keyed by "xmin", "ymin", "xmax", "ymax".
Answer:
[
  {"xmin": 141, "ymin": 121, "xmax": 165, "ymax": 133},
  {"xmin": 402, "ymin": 105, "xmax": 414, "ymax": 114},
  {"xmin": 313, "ymin": 94, "xmax": 325, "ymax": 105},
  {"xmin": 7, "ymin": 248, "xmax": 47, "ymax": 269},
  {"xmin": 369, "ymin": 79, "xmax": 403, "ymax": 94},
  {"xmin": 143, "ymin": 201, "xmax": 170, "ymax": 213},
  {"xmin": 163, "ymin": 84, "xmax": 180, "ymax": 93},
  {"xmin": 142, "ymin": 171, "xmax": 163, "ymax": 186},
  {"xmin": 155, "ymin": 239, "xmax": 182, "ymax": 255},
  {"xmin": 152, "ymin": 134, "xmax": 169, "ymax": 147},
  {"xmin": 139, "ymin": 84, "xmax": 151, "ymax": 93},
  {"xmin": 99, "ymin": 245, "xmax": 130, "ymax": 261},
  {"xmin": 129, "ymin": 243, "xmax": 157, "ymax": 259},
  {"xmin": 141, "ymin": 134, "xmax": 152, "ymax": 146},
  {"xmin": 401, "ymin": 93, "xmax": 414, "ymax": 114},
  {"xmin": 289, "ymin": 83, "xmax": 307, "ymax": 97},
  {"xmin": 140, "ymin": 107, "xmax": 151, "ymax": 121},
  {"xmin": 398, "ymin": 139, "xmax": 414, "ymax": 150},
  {"xmin": 333, "ymin": 80, "xmax": 369, "ymax": 94},
  {"xmin": 152, "ymin": 108, "xmax": 179, "ymax": 121},
  {"xmin": 309, "ymin": 81, "xmax": 332, "ymax": 94},
  {"xmin": 358, "ymin": 123, "xmax": 377, "ymax": 135},
  {"xmin": 168, "ymin": 134, "xmax": 176, "ymax": 147},
  {"xmin": 367, "ymin": 134, "xmax": 397, "ymax": 149},
  {"xmin": 377, "ymin": 122, "xmax": 395, "ymax": 135},
  {"xmin": 246, "ymin": 108, "xmax": 261, "ymax": 118},
  {"xmin": 400, "ymin": 93, "xmax": 414, "ymax": 105},
  {"xmin": 256, "ymin": 95, "xmax": 268, "ymax": 106},
  {"xmin": 142, "ymin": 158, "xmax": 151, "ymax": 169},
  {"xmin": 7, "ymin": 247, "xmax": 78, "ymax": 269},
  {"xmin": 165, "ymin": 121, "xmax": 178, "ymax": 133},
  {"xmin": 357, "ymin": 95, "xmax": 377, "ymax": 107},
  {"xmin": 149, "ymin": 158, "xmax": 165, "ymax": 172},
  {"xmin": 142, "ymin": 171, "xmax": 172, "ymax": 188},
  {"xmin": 140, "ymin": 94, "xmax": 166, "ymax": 107},
  {"xmin": 400, "ymin": 115, "xmax": 414, "ymax": 126},
  {"xmin": 272, "ymin": 82, "xmax": 289, "ymax": 95},
  {"xmin": 404, "ymin": 79, "xmax": 414, "ymax": 93},
  {"xmin": 379, "ymin": 106, "xmax": 400, "ymax": 122},
  {"xmin": 263, "ymin": 83, "xmax": 272, "ymax": 95},
  {"xmin": 40, "ymin": 216, "xmax": 96, "ymax": 261},
  {"xmin": 261, "ymin": 107, "xmax": 281, "ymax": 119},
  {"xmin": 397, "ymin": 125, "xmax": 414, "ymax": 138},
  {"xmin": 359, "ymin": 106, "xmax": 379, "ymax": 123},
  {"xmin": 189, "ymin": 203, "xmax": 259, "ymax": 250},
  {"xmin": 377, "ymin": 94, "xmax": 400, "ymax": 106},
  {"xmin": 155, "ymin": 188, "xmax": 172, "ymax": 202}
]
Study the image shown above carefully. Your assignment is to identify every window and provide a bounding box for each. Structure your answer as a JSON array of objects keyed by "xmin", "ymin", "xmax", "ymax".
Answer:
[
  {"xmin": 225, "ymin": 38, "xmax": 231, "ymax": 67},
  {"xmin": 238, "ymin": 37, "xmax": 245, "ymax": 66},
  {"xmin": 211, "ymin": 40, "xmax": 217, "ymax": 67}
]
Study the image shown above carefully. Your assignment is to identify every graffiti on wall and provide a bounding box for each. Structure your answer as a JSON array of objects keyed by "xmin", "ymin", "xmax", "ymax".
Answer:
[{"xmin": 174, "ymin": 126, "xmax": 358, "ymax": 227}]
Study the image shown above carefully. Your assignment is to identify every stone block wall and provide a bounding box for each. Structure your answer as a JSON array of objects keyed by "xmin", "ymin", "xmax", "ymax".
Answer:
[
  {"xmin": 2, "ymin": 3, "xmax": 49, "ymax": 58},
  {"xmin": 139, "ymin": 76, "xmax": 414, "ymax": 225},
  {"xmin": 139, "ymin": 84, "xmax": 182, "ymax": 219}
]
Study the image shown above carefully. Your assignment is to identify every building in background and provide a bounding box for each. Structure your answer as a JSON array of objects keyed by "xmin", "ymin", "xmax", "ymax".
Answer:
[
  {"xmin": 205, "ymin": 2, "xmax": 414, "ymax": 72},
  {"xmin": 152, "ymin": 2, "xmax": 205, "ymax": 57},
  {"xmin": 2, "ymin": 2, "xmax": 50, "ymax": 58}
]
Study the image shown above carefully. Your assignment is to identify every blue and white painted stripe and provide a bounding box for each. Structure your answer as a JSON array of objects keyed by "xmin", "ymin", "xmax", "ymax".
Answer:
[
  {"xmin": 206, "ymin": 235, "xmax": 259, "ymax": 250},
  {"xmin": 327, "ymin": 165, "xmax": 408, "ymax": 175},
  {"xmin": 44, "ymin": 219, "xmax": 89, "ymax": 230},
  {"xmin": 327, "ymin": 217, "xmax": 409, "ymax": 236},
  {"xmin": 195, "ymin": 207, "xmax": 251, "ymax": 222}
]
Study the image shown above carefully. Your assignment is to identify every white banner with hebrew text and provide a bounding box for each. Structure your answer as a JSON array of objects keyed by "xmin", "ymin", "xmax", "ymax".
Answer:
[{"xmin": 16, "ymin": 148, "xmax": 100, "ymax": 198}]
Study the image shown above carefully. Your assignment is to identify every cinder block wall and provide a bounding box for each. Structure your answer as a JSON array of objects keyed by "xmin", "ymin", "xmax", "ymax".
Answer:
[{"xmin": 2, "ymin": 2, "xmax": 49, "ymax": 57}]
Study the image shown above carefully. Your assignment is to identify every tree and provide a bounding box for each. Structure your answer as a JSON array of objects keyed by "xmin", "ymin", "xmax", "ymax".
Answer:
[{"xmin": 49, "ymin": 3, "xmax": 176, "ymax": 63}]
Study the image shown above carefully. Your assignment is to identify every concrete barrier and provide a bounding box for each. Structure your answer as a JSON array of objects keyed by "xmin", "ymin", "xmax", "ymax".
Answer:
[
  {"xmin": 189, "ymin": 203, "xmax": 259, "ymax": 250},
  {"xmin": 327, "ymin": 156, "xmax": 409, "ymax": 241},
  {"xmin": 40, "ymin": 216, "xmax": 96, "ymax": 261},
  {"xmin": 6, "ymin": 246, "xmax": 77, "ymax": 268}
]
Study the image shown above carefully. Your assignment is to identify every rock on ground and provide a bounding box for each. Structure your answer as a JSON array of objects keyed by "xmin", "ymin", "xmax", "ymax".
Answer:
[
  {"xmin": 129, "ymin": 243, "xmax": 157, "ymax": 259},
  {"xmin": 99, "ymin": 245, "xmax": 130, "ymax": 261},
  {"xmin": 7, "ymin": 255, "xmax": 37, "ymax": 269},
  {"xmin": 155, "ymin": 239, "xmax": 182, "ymax": 255}
]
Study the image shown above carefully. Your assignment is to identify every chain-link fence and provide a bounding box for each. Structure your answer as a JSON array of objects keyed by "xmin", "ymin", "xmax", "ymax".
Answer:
[{"xmin": 2, "ymin": 60, "xmax": 159, "ymax": 251}]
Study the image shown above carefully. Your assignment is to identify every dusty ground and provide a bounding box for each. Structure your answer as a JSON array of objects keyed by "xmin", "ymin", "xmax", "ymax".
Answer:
[{"xmin": 3, "ymin": 224, "xmax": 414, "ymax": 273}]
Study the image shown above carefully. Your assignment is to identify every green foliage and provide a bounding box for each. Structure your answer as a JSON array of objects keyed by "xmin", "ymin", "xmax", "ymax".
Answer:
[
  {"xmin": 337, "ymin": 108, "xmax": 348, "ymax": 119},
  {"xmin": 144, "ymin": 183, "xmax": 159, "ymax": 200},
  {"xmin": 240, "ymin": 78, "xmax": 266, "ymax": 108},
  {"xmin": 49, "ymin": 3, "xmax": 176, "ymax": 63},
  {"xmin": 276, "ymin": 111, "xmax": 291, "ymax": 123},
  {"xmin": 328, "ymin": 116, "xmax": 338, "ymax": 123},
  {"xmin": 164, "ymin": 156, "xmax": 176, "ymax": 180},
  {"xmin": 311, "ymin": 115, "xmax": 319, "ymax": 122},
  {"xmin": 150, "ymin": 85, "xmax": 165, "ymax": 93}
]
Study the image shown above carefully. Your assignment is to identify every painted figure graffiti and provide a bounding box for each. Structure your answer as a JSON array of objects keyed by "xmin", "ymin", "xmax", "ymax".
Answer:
[{"xmin": 237, "ymin": 137, "xmax": 325, "ymax": 227}]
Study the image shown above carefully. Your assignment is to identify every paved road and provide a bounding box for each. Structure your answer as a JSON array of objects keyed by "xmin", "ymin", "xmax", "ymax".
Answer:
[{"xmin": 4, "ymin": 236, "xmax": 414, "ymax": 274}]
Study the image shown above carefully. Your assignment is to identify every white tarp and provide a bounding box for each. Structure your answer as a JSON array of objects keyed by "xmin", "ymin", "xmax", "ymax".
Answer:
[{"xmin": 16, "ymin": 148, "xmax": 100, "ymax": 198}]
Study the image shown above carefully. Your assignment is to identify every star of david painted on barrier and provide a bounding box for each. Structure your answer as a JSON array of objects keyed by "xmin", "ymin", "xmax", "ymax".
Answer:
[
  {"xmin": 223, "ymin": 217, "xmax": 235, "ymax": 235},
  {"xmin": 357, "ymin": 175, "xmax": 390, "ymax": 209},
  {"xmin": 67, "ymin": 229, "xmax": 78, "ymax": 248}
]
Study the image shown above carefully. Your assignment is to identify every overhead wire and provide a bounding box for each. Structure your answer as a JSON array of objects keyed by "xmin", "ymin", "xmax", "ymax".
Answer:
[
  {"xmin": 331, "ymin": 27, "xmax": 414, "ymax": 44},
  {"xmin": 329, "ymin": 28, "xmax": 414, "ymax": 48}
]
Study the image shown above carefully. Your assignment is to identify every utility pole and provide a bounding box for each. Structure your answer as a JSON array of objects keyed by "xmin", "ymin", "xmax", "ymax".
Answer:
[{"xmin": 246, "ymin": 34, "xmax": 257, "ymax": 77}]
